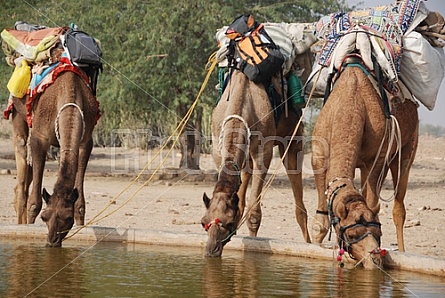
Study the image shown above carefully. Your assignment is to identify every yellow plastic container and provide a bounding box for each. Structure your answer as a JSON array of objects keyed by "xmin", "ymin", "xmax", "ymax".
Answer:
[{"xmin": 7, "ymin": 59, "xmax": 31, "ymax": 98}]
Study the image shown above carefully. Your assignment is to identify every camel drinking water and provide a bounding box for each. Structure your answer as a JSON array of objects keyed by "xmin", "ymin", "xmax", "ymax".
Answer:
[
  {"xmin": 307, "ymin": 0, "xmax": 445, "ymax": 268},
  {"xmin": 8, "ymin": 46, "xmax": 100, "ymax": 247},
  {"xmin": 311, "ymin": 62, "xmax": 419, "ymax": 269},
  {"xmin": 201, "ymin": 50, "xmax": 314, "ymax": 256}
]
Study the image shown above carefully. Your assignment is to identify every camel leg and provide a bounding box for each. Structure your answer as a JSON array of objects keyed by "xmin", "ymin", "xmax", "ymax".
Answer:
[
  {"xmin": 11, "ymin": 113, "xmax": 32, "ymax": 224},
  {"xmin": 389, "ymin": 130, "xmax": 418, "ymax": 253},
  {"xmin": 279, "ymin": 138, "xmax": 310, "ymax": 243},
  {"xmin": 28, "ymin": 134, "xmax": 49, "ymax": 223},
  {"xmin": 74, "ymin": 137, "xmax": 93, "ymax": 225},
  {"xmin": 246, "ymin": 145, "xmax": 273, "ymax": 236},
  {"xmin": 237, "ymin": 156, "xmax": 253, "ymax": 218},
  {"xmin": 311, "ymin": 137, "xmax": 329, "ymax": 243},
  {"xmin": 390, "ymin": 165, "xmax": 407, "ymax": 252}
]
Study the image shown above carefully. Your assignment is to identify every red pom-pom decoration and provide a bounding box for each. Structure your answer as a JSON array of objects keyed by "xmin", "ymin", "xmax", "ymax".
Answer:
[
  {"xmin": 380, "ymin": 249, "xmax": 388, "ymax": 257},
  {"xmin": 214, "ymin": 218, "xmax": 220, "ymax": 224},
  {"xmin": 336, "ymin": 255, "xmax": 343, "ymax": 262},
  {"xmin": 339, "ymin": 248, "xmax": 345, "ymax": 255}
]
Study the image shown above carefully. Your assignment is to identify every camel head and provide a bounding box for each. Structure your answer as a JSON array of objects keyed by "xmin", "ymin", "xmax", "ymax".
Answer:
[
  {"xmin": 41, "ymin": 187, "xmax": 78, "ymax": 247},
  {"xmin": 201, "ymin": 187, "xmax": 240, "ymax": 257},
  {"xmin": 333, "ymin": 196, "xmax": 383, "ymax": 269}
]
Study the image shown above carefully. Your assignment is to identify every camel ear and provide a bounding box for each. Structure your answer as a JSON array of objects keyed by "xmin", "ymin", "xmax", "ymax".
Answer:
[
  {"xmin": 370, "ymin": 203, "xmax": 380, "ymax": 215},
  {"xmin": 70, "ymin": 188, "xmax": 79, "ymax": 203},
  {"xmin": 203, "ymin": 193, "xmax": 211, "ymax": 209},
  {"xmin": 336, "ymin": 201, "xmax": 347, "ymax": 219},
  {"xmin": 231, "ymin": 193, "xmax": 239, "ymax": 210},
  {"xmin": 43, "ymin": 188, "xmax": 51, "ymax": 204}
]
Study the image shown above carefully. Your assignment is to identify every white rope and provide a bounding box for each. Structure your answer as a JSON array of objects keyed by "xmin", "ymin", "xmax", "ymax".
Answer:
[
  {"xmin": 361, "ymin": 115, "xmax": 402, "ymax": 203},
  {"xmin": 54, "ymin": 103, "xmax": 85, "ymax": 144},
  {"xmin": 218, "ymin": 114, "xmax": 251, "ymax": 156},
  {"xmin": 377, "ymin": 115, "xmax": 402, "ymax": 202}
]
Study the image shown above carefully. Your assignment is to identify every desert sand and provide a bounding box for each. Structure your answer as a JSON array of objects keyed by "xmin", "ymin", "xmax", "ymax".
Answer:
[{"xmin": 0, "ymin": 119, "xmax": 444, "ymax": 258}]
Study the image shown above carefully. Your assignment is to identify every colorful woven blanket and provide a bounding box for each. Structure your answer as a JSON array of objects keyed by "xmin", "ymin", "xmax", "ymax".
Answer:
[{"xmin": 315, "ymin": 0, "xmax": 423, "ymax": 75}]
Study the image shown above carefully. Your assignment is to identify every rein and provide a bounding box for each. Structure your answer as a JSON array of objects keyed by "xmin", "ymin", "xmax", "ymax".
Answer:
[{"xmin": 326, "ymin": 178, "xmax": 349, "ymax": 241}]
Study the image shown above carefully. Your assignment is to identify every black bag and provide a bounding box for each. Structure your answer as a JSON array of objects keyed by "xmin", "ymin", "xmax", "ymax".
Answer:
[
  {"xmin": 226, "ymin": 15, "xmax": 284, "ymax": 83},
  {"xmin": 225, "ymin": 14, "xmax": 258, "ymax": 40},
  {"xmin": 64, "ymin": 29, "xmax": 102, "ymax": 68}
]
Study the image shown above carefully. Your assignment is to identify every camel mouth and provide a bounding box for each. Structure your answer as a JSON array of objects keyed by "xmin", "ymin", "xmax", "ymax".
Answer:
[
  {"xmin": 205, "ymin": 239, "xmax": 223, "ymax": 257},
  {"xmin": 46, "ymin": 241, "xmax": 62, "ymax": 248},
  {"xmin": 360, "ymin": 255, "xmax": 383, "ymax": 269},
  {"xmin": 46, "ymin": 233, "xmax": 65, "ymax": 247},
  {"xmin": 205, "ymin": 251, "xmax": 223, "ymax": 258},
  {"xmin": 205, "ymin": 247, "xmax": 223, "ymax": 257}
]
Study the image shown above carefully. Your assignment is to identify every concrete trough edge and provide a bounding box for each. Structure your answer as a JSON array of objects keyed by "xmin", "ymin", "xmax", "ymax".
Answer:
[{"xmin": 1, "ymin": 224, "xmax": 444, "ymax": 277}]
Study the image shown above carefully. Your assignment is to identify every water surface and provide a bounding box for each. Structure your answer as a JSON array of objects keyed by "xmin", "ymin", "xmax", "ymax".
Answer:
[{"xmin": 0, "ymin": 240, "xmax": 443, "ymax": 297}]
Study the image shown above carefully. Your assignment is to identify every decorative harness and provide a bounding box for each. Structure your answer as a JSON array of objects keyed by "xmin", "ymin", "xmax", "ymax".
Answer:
[{"xmin": 324, "ymin": 178, "xmax": 382, "ymax": 258}]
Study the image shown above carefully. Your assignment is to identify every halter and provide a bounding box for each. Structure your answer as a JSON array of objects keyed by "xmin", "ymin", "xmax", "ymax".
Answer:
[
  {"xmin": 325, "ymin": 178, "xmax": 382, "ymax": 258},
  {"xmin": 204, "ymin": 218, "xmax": 222, "ymax": 231},
  {"xmin": 203, "ymin": 217, "xmax": 237, "ymax": 245},
  {"xmin": 338, "ymin": 218, "xmax": 382, "ymax": 255}
]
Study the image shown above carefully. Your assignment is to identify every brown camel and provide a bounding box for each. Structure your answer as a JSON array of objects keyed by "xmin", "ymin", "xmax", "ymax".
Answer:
[
  {"xmin": 201, "ymin": 52, "xmax": 313, "ymax": 257},
  {"xmin": 11, "ymin": 62, "xmax": 98, "ymax": 247},
  {"xmin": 311, "ymin": 62, "xmax": 418, "ymax": 269}
]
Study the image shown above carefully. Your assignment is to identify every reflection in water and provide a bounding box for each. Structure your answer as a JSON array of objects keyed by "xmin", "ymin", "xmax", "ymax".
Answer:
[
  {"xmin": 0, "ymin": 241, "xmax": 85, "ymax": 297},
  {"xmin": 0, "ymin": 240, "xmax": 444, "ymax": 297},
  {"xmin": 203, "ymin": 252, "xmax": 262, "ymax": 297}
]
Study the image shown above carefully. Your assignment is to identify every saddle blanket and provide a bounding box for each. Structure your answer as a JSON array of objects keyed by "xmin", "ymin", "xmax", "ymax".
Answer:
[{"xmin": 3, "ymin": 54, "xmax": 100, "ymax": 127}]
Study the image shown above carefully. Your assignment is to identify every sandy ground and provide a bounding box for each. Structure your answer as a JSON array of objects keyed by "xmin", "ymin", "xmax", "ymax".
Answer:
[{"xmin": 0, "ymin": 122, "xmax": 444, "ymax": 258}]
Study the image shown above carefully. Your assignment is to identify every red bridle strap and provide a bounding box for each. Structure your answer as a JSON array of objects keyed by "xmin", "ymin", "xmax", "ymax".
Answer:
[{"xmin": 204, "ymin": 218, "xmax": 221, "ymax": 231}]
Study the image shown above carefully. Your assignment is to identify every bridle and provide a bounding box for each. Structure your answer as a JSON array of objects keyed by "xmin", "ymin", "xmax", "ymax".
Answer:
[
  {"xmin": 337, "ymin": 218, "xmax": 382, "ymax": 257},
  {"xmin": 325, "ymin": 178, "xmax": 382, "ymax": 258},
  {"xmin": 203, "ymin": 217, "xmax": 238, "ymax": 245}
]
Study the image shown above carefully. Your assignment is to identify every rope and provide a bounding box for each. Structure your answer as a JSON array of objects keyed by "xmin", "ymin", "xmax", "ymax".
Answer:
[
  {"xmin": 377, "ymin": 115, "xmax": 402, "ymax": 202},
  {"xmin": 64, "ymin": 52, "xmax": 219, "ymax": 240},
  {"xmin": 360, "ymin": 115, "xmax": 402, "ymax": 203},
  {"xmin": 54, "ymin": 103, "xmax": 85, "ymax": 143},
  {"xmin": 219, "ymin": 114, "xmax": 251, "ymax": 158}
]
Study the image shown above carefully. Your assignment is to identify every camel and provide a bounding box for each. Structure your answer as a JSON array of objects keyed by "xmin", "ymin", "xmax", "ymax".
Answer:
[
  {"xmin": 201, "ymin": 52, "xmax": 313, "ymax": 257},
  {"xmin": 10, "ymin": 51, "xmax": 99, "ymax": 247},
  {"xmin": 311, "ymin": 61, "xmax": 419, "ymax": 269}
]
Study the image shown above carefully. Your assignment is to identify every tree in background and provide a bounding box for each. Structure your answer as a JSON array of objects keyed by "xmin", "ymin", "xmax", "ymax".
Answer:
[{"xmin": 0, "ymin": 0, "xmax": 350, "ymax": 169}]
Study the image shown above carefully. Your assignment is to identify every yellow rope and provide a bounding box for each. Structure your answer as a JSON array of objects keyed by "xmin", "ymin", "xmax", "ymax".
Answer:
[{"xmin": 65, "ymin": 52, "xmax": 218, "ymax": 240}]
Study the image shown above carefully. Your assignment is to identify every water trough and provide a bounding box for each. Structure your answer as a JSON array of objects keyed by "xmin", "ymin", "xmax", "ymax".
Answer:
[{"xmin": 1, "ymin": 223, "xmax": 444, "ymax": 277}]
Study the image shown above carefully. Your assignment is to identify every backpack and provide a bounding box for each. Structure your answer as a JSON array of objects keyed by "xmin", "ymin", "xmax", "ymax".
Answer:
[
  {"xmin": 62, "ymin": 28, "xmax": 103, "ymax": 96},
  {"xmin": 226, "ymin": 15, "xmax": 284, "ymax": 83},
  {"xmin": 63, "ymin": 28, "xmax": 102, "ymax": 68}
]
